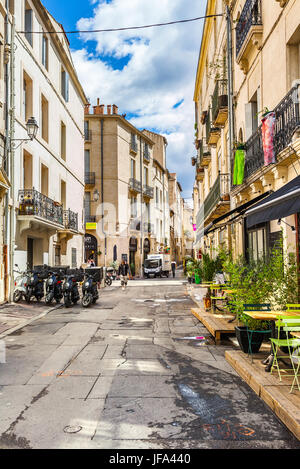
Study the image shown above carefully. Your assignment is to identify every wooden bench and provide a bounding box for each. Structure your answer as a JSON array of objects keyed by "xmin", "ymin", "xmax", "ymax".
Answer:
[{"xmin": 191, "ymin": 307, "xmax": 236, "ymax": 344}]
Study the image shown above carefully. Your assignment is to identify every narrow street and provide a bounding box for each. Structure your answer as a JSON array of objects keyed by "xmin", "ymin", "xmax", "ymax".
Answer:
[{"xmin": 0, "ymin": 278, "xmax": 299, "ymax": 450}]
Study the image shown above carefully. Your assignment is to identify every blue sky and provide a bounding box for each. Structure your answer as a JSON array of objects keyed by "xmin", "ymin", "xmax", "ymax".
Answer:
[{"xmin": 42, "ymin": 0, "xmax": 204, "ymax": 203}]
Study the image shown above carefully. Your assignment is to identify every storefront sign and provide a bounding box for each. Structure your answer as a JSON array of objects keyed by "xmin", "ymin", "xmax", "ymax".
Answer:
[{"xmin": 86, "ymin": 222, "xmax": 97, "ymax": 230}]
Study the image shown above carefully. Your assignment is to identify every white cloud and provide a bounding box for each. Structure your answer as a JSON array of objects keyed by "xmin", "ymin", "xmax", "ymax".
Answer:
[{"xmin": 71, "ymin": 0, "xmax": 205, "ymax": 198}]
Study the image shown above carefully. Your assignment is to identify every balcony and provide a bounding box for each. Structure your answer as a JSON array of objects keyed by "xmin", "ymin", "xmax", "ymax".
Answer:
[
  {"xmin": 85, "ymin": 215, "xmax": 96, "ymax": 223},
  {"xmin": 236, "ymin": 0, "xmax": 263, "ymax": 73},
  {"xmin": 212, "ymin": 79, "xmax": 228, "ymax": 126},
  {"xmin": 130, "ymin": 138, "xmax": 138, "ymax": 154},
  {"xmin": 18, "ymin": 188, "xmax": 64, "ymax": 234},
  {"xmin": 84, "ymin": 129, "xmax": 92, "ymax": 141},
  {"xmin": 129, "ymin": 178, "xmax": 142, "ymax": 193},
  {"xmin": 143, "ymin": 222, "xmax": 154, "ymax": 234},
  {"xmin": 244, "ymin": 84, "xmax": 300, "ymax": 180},
  {"xmin": 206, "ymin": 108, "xmax": 221, "ymax": 146},
  {"xmin": 198, "ymin": 139, "xmax": 211, "ymax": 167},
  {"xmin": 196, "ymin": 167, "xmax": 205, "ymax": 182},
  {"xmin": 143, "ymin": 185, "xmax": 154, "ymax": 198},
  {"xmin": 130, "ymin": 218, "xmax": 140, "ymax": 231},
  {"xmin": 63, "ymin": 209, "xmax": 78, "ymax": 232},
  {"xmin": 143, "ymin": 147, "xmax": 150, "ymax": 162},
  {"xmin": 196, "ymin": 173, "xmax": 230, "ymax": 229},
  {"xmin": 84, "ymin": 172, "xmax": 95, "ymax": 186}
]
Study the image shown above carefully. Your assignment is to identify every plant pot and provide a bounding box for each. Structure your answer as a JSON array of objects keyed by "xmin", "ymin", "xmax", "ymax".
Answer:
[
  {"xmin": 204, "ymin": 297, "xmax": 211, "ymax": 309},
  {"xmin": 235, "ymin": 326, "xmax": 264, "ymax": 354}
]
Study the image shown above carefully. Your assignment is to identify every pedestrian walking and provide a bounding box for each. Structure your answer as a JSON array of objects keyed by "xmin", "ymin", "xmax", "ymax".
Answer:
[
  {"xmin": 171, "ymin": 260, "xmax": 176, "ymax": 278},
  {"xmin": 118, "ymin": 259, "xmax": 130, "ymax": 291}
]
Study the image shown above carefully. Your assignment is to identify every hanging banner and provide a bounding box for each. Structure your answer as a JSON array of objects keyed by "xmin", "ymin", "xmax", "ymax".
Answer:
[
  {"xmin": 261, "ymin": 111, "xmax": 276, "ymax": 166},
  {"xmin": 233, "ymin": 147, "xmax": 245, "ymax": 185}
]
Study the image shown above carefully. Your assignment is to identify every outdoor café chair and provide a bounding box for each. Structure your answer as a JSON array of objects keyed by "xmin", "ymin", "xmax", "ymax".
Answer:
[
  {"xmin": 243, "ymin": 304, "xmax": 272, "ymax": 362},
  {"xmin": 270, "ymin": 316, "xmax": 300, "ymax": 393}
]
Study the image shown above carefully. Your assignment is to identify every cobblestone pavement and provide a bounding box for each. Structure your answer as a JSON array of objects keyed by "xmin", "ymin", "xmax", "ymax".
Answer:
[{"xmin": 0, "ymin": 280, "xmax": 299, "ymax": 449}]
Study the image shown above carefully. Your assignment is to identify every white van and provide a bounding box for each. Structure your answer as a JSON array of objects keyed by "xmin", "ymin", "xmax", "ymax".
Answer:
[{"xmin": 144, "ymin": 254, "xmax": 171, "ymax": 278}]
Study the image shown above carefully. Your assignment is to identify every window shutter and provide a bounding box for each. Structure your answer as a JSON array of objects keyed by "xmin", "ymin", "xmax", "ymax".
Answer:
[{"xmin": 25, "ymin": 9, "xmax": 33, "ymax": 46}]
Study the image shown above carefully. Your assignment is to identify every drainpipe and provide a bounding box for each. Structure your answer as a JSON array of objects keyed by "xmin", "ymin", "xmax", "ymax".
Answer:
[
  {"xmin": 226, "ymin": 5, "xmax": 235, "ymax": 208},
  {"xmin": 4, "ymin": 0, "xmax": 10, "ymax": 300},
  {"xmin": 9, "ymin": 16, "xmax": 15, "ymax": 301},
  {"xmin": 140, "ymin": 136, "xmax": 143, "ymax": 277},
  {"xmin": 100, "ymin": 118, "xmax": 107, "ymax": 268}
]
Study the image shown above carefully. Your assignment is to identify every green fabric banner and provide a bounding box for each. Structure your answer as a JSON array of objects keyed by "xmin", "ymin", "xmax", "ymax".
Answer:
[{"xmin": 233, "ymin": 148, "xmax": 245, "ymax": 185}]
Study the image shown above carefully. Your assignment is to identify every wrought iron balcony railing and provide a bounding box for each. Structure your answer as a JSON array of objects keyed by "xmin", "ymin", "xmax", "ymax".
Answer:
[
  {"xmin": 85, "ymin": 215, "xmax": 96, "ymax": 223},
  {"xmin": 236, "ymin": 0, "xmax": 262, "ymax": 58},
  {"xmin": 198, "ymin": 139, "xmax": 211, "ymax": 167},
  {"xmin": 63, "ymin": 209, "xmax": 78, "ymax": 231},
  {"xmin": 196, "ymin": 173, "xmax": 230, "ymax": 229},
  {"xmin": 18, "ymin": 189, "xmax": 64, "ymax": 226},
  {"xmin": 211, "ymin": 79, "xmax": 228, "ymax": 124},
  {"xmin": 84, "ymin": 129, "xmax": 92, "ymax": 141},
  {"xmin": 85, "ymin": 172, "xmax": 95, "ymax": 185},
  {"xmin": 143, "ymin": 185, "xmax": 154, "ymax": 198},
  {"xmin": 129, "ymin": 178, "xmax": 142, "ymax": 193},
  {"xmin": 130, "ymin": 138, "xmax": 138, "ymax": 153},
  {"xmin": 205, "ymin": 107, "xmax": 221, "ymax": 145},
  {"xmin": 130, "ymin": 218, "xmax": 140, "ymax": 231},
  {"xmin": 143, "ymin": 146, "xmax": 150, "ymax": 162},
  {"xmin": 244, "ymin": 84, "xmax": 300, "ymax": 179}
]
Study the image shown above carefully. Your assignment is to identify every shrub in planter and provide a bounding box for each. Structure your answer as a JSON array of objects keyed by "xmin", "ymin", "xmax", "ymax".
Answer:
[{"xmin": 235, "ymin": 326, "xmax": 265, "ymax": 354}]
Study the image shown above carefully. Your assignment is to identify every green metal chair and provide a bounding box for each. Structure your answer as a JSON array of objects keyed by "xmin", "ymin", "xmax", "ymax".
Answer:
[
  {"xmin": 270, "ymin": 316, "xmax": 300, "ymax": 393},
  {"xmin": 286, "ymin": 304, "xmax": 300, "ymax": 312},
  {"xmin": 243, "ymin": 304, "xmax": 272, "ymax": 362}
]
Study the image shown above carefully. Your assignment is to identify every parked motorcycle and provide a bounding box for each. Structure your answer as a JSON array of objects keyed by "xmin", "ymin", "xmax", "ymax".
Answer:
[
  {"xmin": 13, "ymin": 265, "xmax": 31, "ymax": 303},
  {"xmin": 63, "ymin": 270, "xmax": 81, "ymax": 308},
  {"xmin": 26, "ymin": 269, "xmax": 47, "ymax": 303},
  {"xmin": 81, "ymin": 272, "xmax": 99, "ymax": 307},
  {"xmin": 45, "ymin": 270, "xmax": 64, "ymax": 305}
]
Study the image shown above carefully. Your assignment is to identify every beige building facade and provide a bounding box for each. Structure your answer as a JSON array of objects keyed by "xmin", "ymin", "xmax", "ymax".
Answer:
[
  {"xmin": 9, "ymin": 0, "xmax": 86, "ymax": 289},
  {"xmin": 84, "ymin": 101, "xmax": 172, "ymax": 276},
  {"xmin": 193, "ymin": 0, "xmax": 300, "ymax": 264}
]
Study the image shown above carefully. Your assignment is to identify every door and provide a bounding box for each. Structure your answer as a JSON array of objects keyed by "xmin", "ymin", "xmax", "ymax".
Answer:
[{"xmin": 27, "ymin": 238, "xmax": 34, "ymax": 270}]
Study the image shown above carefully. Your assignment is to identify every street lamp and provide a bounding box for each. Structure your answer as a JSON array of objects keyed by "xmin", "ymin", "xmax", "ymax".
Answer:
[
  {"xmin": 93, "ymin": 189, "xmax": 100, "ymax": 202},
  {"xmin": 277, "ymin": 219, "xmax": 296, "ymax": 232},
  {"xmin": 11, "ymin": 117, "xmax": 39, "ymax": 149}
]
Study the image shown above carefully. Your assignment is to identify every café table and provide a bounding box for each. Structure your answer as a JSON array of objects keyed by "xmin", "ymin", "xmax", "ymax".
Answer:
[{"xmin": 242, "ymin": 310, "xmax": 300, "ymax": 372}]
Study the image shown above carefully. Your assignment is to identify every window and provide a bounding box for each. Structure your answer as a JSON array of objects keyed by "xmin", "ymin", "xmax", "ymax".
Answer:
[
  {"xmin": 23, "ymin": 150, "xmax": 32, "ymax": 189},
  {"xmin": 23, "ymin": 71, "xmax": 33, "ymax": 122},
  {"xmin": 25, "ymin": 2, "xmax": 33, "ymax": 46},
  {"xmin": 85, "ymin": 149, "xmax": 90, "ymax": 174},
  {"xmin": 156, "ymin": 187, "xmax": 159, "ymax": 207},
  {"xmin": 41, "ymin": 94, "xmax": 49, "ymax": 142},
  {"xmin": 54, "ymin": 245, "xmax": 61, "ymax": 266},
  {"xmin": 61, "ymin": 68, "xmax": 69, "ymax": 102},
  {"xmin": 287, "ymin": 25, "xmax": 300, "ymax": 88},
  {"xmin": 60, "ymin": 122, "xmax": 66, "ymax": 160},
  {"xmin": 131, "ymin": 197, "xmax": 137, "ymax": 218},
  {"xmin": 130, "ymin": 159, "xmax": 136, "ymax": 179},
  {"xmin": 144, "ymin": 166, "xmax": 148, "ymax": 185},
  {"xmin": 42, "ymin": 35, "xmax": 48, "ymax": 70},
  {"xmin": 41, "ymin": 164, "xmax": 49, "ymax": 196},
  {"xmin": 245, "ymin": 89, "xmax": 260, "ymax": 140},
  {"xmin": 84, "ymin": 192, "xmax": 91, "ymax": 220},
  {"xmin": 160, "ymin": 190, "xmax": 162, "ymax": 209},
  {"xmin": 247, "ymin": 226, "xmax": 267, "ymax": 262},
  {"xmin": 60, "ymin": 180, "xmax": 66, "ymax": 209},
  {"xmin": 71, "ymin": 248, "xmax": 77, "ymax": 268}
]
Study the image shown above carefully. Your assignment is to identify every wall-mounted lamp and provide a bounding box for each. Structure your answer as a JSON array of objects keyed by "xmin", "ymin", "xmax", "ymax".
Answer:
[
  {"xmin": 93, "ymin": 189, "xmax": 100, "ymax": 202},
  {"xmin": 278, "ymin": 218, "xmax": 296, "ymax": 232},
  {"xmin": 11, "ymin": 117, "xmax": 39, "ymax": 149}
]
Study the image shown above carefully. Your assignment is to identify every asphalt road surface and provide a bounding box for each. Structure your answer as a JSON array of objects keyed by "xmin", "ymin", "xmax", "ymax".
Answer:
[{"xmin": 0, "ymin": 278, "xmax": 299, "ymax": 449}]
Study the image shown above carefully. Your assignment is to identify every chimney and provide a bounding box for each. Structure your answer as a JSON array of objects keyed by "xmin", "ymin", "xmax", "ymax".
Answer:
[
  {"xmin": 84, "ymin": 103, "xmax": 90, "ymax": 115},
  {"xmin": 112, "ymin": 104, "xmax": 118, "ymax": 115},
  {"xmin": 107, "ymin": 105, "xmax": 111, "ymax": 115},
  {"xmin": 93, "ymin": 98, "xmax": 102, "ymax": 115}
]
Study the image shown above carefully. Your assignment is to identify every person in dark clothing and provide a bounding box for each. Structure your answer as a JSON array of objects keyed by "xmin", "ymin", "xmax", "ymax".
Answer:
[
  {"xmin": 171, "ymin": 261, "xmax": 176, "ymax": 278},
  {"xmin": 118, "ymin": 260, "xmax": 130, "ymax": 290}
]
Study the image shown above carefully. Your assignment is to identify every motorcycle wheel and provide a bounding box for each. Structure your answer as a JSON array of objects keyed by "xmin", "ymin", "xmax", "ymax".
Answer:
[
  {"xmin": 64, "ymin": 294, "xmax": 72, "ymax": 308},
  {"xmin": 25, "ymin": 288, "xmax": 33, "ymax": 303},
  {"xmin": 45, "ymin": 293, "xmax": 54, "ymax": 305},
  {"xmin": 13, "ymin": 290, "xmax": 22, "ymax": 303},
  {"xmin": 82, "ymin": 294, "xmax": 93, "ymax": 308}
]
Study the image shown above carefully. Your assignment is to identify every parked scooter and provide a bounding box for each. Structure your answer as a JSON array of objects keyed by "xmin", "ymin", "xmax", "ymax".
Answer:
[
  {"xmin": 45, "ymin": 270, "xmax": 64, "ymax": 305},
  {"xmin": 104, "ymin": 270, "xmax": 113, "ymax": 286},
  {"xmin": 63, "ymin": 270, "xmax": 81, "ymax": 308},
  {"xmin": 26, "ymin": 268, "xmax": 47, "ymax": 303},
  {"xmin": 81, "ymin": 272, "xmax": 99, "ymax": 307},
  {"xmin": 13, "ymin": 264, "xmax": 31, "ymax": 303}
]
